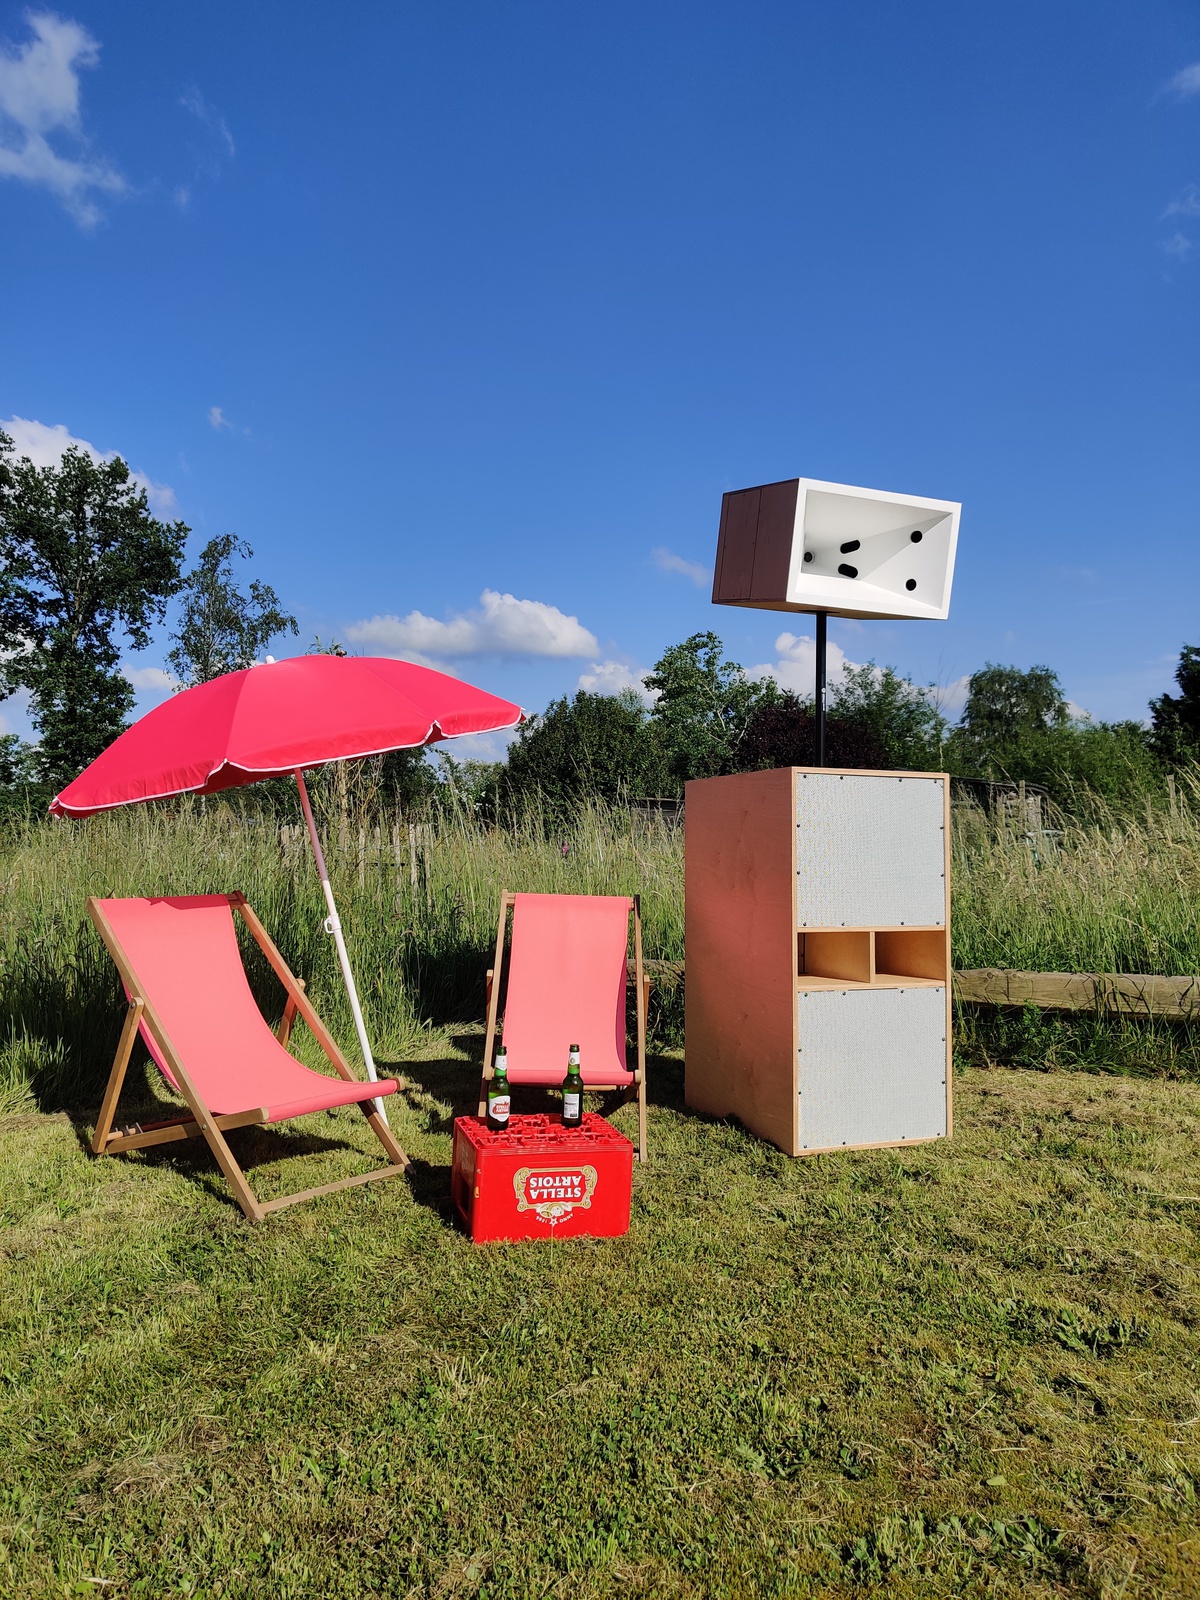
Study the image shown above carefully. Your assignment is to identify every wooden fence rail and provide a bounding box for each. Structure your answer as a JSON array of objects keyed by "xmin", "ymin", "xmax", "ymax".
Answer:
[{"xmin": 632, "ymin": 961, "xmax": 1200, "ymax": 1020}]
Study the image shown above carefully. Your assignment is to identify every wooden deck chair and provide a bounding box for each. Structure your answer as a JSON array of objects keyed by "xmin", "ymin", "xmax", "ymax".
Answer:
[
  {"xmin": 478, "ymin": 892, "xmax": 650, "ymax": 1161},
  {"xmin": 87, "ymin": 894, "xmax": 410, "ymax": 1223}
]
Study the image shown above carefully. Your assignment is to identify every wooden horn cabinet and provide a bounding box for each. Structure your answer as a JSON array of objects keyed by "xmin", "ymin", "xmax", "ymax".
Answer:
[{"xmin": 684, "ymin": 767, "xmax": 951, "ymax": 1157}]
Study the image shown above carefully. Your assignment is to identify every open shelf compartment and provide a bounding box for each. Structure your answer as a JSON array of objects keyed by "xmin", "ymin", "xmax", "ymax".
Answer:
[{"xmin": 798, "ymin": 927, "xmax": 947, "ymax": 990}]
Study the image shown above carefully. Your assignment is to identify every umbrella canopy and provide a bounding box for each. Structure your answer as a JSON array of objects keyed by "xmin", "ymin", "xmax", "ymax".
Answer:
[{"xmin": 51, "ymin": 654, "xmax": 523, "ymax": 817}]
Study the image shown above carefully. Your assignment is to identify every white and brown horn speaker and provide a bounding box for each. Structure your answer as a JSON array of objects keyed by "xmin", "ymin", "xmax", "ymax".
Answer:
[{"xmin": 713, "ymin": 476, "xmax": 961, "ymax": 622}]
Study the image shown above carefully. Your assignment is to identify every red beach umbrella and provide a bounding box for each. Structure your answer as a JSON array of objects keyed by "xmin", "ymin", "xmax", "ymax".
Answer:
[{"xmin": 52, "ymin": 654, "xmax": 523, "ymax": 1108}]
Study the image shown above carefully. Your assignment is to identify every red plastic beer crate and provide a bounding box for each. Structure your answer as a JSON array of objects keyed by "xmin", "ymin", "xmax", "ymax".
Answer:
[{"xmin": 451, "ymin": 1113, "xmax": 633, "ymax": 1243}]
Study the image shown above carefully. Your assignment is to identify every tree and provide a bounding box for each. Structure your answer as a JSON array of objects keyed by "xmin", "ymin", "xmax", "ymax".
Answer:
[
  {"xmin": 644, "ymin": 631, "xmax": 775, "ymax": 784},
  {"xmin": 0, "ymin": 431, "xmax": 188, "ymax": 784},
  {"xmin": 500, "ymin": 690, "xmax": 668, "ymax": 815},
  {"xmin": 737, "ymin": 692, "xmax": 889, "ymax": 770},
  {"xmin": 0, "ymin": 734, "xmax": 37, "ymax": 787},
  {"xmin": 957, "ymin": 663, "xmax": 1068, "ymax": 747},
  {"xmin": 947, "ymin": 661, "xmax": 1156, "ymax": 798},
  {"xmin": 167, "ymin": 534, "xmax": 297, "ymax": 687},
  {"xmin": 833, "ymin": 662, "xmax": 946, "ymax": 770},
  {"xmin": 1149, "ymin": 645, "xmax": 1200, "ymax": 764}
]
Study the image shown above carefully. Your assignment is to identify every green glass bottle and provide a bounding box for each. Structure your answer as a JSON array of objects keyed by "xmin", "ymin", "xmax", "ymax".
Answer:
[
  {"xmin": 486, "ymin": 1045, "xmax": 511, "ymax": 1132},
  {"xmin": 561, "ymin": 1043, "xmax": 583, "ymax": 1128}
]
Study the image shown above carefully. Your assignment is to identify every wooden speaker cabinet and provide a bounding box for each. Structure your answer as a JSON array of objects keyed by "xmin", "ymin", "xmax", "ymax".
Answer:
[{"xmin": 684, "ymin": 767, "xmax": 951, "ymax": 1157}]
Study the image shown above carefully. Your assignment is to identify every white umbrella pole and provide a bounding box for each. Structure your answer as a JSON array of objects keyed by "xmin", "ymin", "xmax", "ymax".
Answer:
[{"xmin": 294, "ymin": 768, "xmax": 387, "ymax": 1122}]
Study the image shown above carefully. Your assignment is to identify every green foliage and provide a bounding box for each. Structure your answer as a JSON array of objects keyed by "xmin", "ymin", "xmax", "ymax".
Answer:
[
  {"xmin": 644, "ymin": 631, "xmax": 777, "ymax": 784},
  {"xmin": 501, "ymin": 689, "xmax": 669, "ymax": 814},
  {"xmin": 833, "ymin": 661, "xmax": 947, "ymax": 769},
  {"xmin": 167, "ymin": 533, "xmax": 297, "ymax": 686},
  {"xmin": 1150, "ymin": 643, "xmax": 1200, "ymax": 764},
  {"xmin": 947, "ymin": 661, "xmax": 1159, "ymax": 800},
  {"xmin": 0, "ymin": 430, "xmax": 189, "ymax": 784},
  {"xmin": 0, "ymin": 734, "xmax": 36, "ymax": 787},
  {"xmin": 958, "ymin": 662, "xmax": 1070, "ymax": 749}
]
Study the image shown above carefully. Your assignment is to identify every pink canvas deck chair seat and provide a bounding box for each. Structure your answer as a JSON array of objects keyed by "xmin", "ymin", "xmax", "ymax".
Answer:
[
  {"xmin": 479, "ymin": 892, "xmax": 650, "ymax": 1160},
  {"xmin": 88, "ymin": 894, "xmax": 410, "ymax": 1222}
]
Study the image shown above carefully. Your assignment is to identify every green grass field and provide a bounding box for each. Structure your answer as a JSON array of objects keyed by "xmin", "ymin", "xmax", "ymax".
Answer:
[
  {"xmin": 2, "ymin": 792, "xmax": 1200, "ymax": 1597},
  {"xmin": 2, "ymin": 1043, "xmax": 1198, "ymax": 1598}
]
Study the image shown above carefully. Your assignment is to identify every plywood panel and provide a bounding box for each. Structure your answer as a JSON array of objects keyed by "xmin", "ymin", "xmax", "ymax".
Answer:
[
  {"xmin": 874, "ymin": 928, "xmax": 948, "ymax": 982},
  {"xmin": 797, "ymin": 987, "xmax": 948, "ymax": 1151},
  {"xmin": 795, "ymin": 772, "xmax": 946, "ymax": 927},
  {"xmin": 801, "ymin": 929, "xmax": 871, "ymax": 983},
  {"xmin": 750, "ymin": 479, "xmax": 799, "ymax": 602},
  {"xmin": 713, "ymin": 487, "xmax": 760, "ymax": 602},
  {"xmin": 685, "ymin": 768, "xmax": 797, "ymax": 1155}
]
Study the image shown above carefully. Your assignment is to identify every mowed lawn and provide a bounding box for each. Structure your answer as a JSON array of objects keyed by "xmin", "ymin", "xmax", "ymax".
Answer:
[{"xmin": 1, "ymin": 1043, "xmax": 1198, "ymax": 1599}]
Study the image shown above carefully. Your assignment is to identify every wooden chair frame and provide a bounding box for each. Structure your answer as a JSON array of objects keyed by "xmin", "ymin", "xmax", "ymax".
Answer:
[
  {"xmin": 477, "ymin": 890, "xmax": 650, "ymax": 1161},
  {"xmin": 87, "ymin": 893, "xmax": 410, "ymax": 1223}
]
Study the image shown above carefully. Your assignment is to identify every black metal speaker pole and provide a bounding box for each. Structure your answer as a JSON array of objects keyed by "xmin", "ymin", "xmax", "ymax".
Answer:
[{"xmin": 815, "ymin": 610, "xmax": 827, "ymax": 767}]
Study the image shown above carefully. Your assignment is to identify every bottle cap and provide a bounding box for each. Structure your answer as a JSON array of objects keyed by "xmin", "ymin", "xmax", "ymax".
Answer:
[{"xmin": 569, "ymin": 1043, "xmax": 579, "ymax": 1052}]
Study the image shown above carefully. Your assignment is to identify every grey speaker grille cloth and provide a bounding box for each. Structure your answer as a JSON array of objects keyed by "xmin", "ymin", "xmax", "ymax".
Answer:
[
  {"xmin": 798, "ymin": 987, "xmax": 947, "ymax": 1149},
  {"xmin": 796, "ymin": 773, "xmax": 945, "ymax": 926}
]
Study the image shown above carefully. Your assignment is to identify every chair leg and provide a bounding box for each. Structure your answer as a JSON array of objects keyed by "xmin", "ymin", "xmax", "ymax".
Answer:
[
  {"xmin": 636, "ymin": 972, "xmax": 650, "ymax": 1162},
  {"xmin": 92, "ymin": 999, "xmax": 143, "ymax": 1154},
  {"xmin": 276, "ymin": 977, "xmax": 306, "ymax": 1049}
]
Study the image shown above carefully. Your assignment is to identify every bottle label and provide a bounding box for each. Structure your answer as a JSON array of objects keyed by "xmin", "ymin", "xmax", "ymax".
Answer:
[
  {"xmin": 488, "ymin": 1094, "xmax": 510, "ymax": 1122},
  {"xmin": 563, "ymin": 1093, "xmax": 581, "ymax": 1119}
]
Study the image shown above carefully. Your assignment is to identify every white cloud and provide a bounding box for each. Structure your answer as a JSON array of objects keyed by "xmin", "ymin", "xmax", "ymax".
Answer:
[
  {"xmin": 652, "ymin": 546, "xmax": 711, "ymax": 588},
  {"xmin": 1162, "ymin": 232, "xmax": 1194, "ymax": 260},
  {"xmin": 0, "ymin": 11, "xmax": 125, "ymax": 227},
  {"xmin": 1165, "ymin": 62, "xmax": 1200, "ymax": 99},
  {"xmin": 122, "ymin": 664, "xmax": 175, "ymax": 692},
  {"xmin": 346, "ymin": 590, "xmax": 599, "ymax": 661},
  {"xmin": 180, "ymin": 87, "xmax": 234, "ymax": 157},
  {"xmin": 750, "ymin": 630, "xmax": 860, "ymax": 695},
  {"xmin": 2, "ymin": 416, "xmax": 179, "ymax": 516},
  {"xmin": 576, "ymin": 659, "xmax": 655, "ymax": 701},
  {"xmin": 208, "ymin": 405, "xmax": 232, "ymax": 430},
  {"xmin": 1164, "ymin": 184, "xmax": 1200, "ymax": 218}
]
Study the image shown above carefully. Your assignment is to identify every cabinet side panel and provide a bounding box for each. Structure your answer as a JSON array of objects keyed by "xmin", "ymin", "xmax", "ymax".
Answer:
[
  {"xmin": 685, "ymin": 770, "xmax": 796, "ymax": 1154},
  {"xmin": 712, "ymin": 488, "xmax": 760, "ymax": 602},
  {"xmin": 750, "ymin": 479, "xmax": 799, "ymax": 602}
]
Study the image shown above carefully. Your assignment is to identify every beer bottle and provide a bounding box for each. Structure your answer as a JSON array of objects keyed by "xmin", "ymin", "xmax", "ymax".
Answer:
[
  {"xmin": 486, "ymin": 1045, "xmax": 511, "ymax": 1132},
  {"xmin": 561, "ymin": 1043, "xmax": 583, "ymax": 1128}
]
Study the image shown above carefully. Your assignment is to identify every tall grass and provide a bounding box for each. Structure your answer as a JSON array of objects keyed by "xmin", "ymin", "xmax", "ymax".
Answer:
[
  {"xmin": 953, "ymin": 776, "xmax": 1200, "ymax": 973},
  {"xmin": 0, "ymin": 793, "xmax": 684, "ymax": 1109},
  {"xmin": 6, "ymin": 772, "xmax": 1200, "ymax": 1108}
]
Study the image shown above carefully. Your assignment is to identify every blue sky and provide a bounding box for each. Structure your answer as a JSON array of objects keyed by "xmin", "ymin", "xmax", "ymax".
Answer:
[{"xmin": 1, "ymin": 1, "xmax": 1197, "ymax": 754}]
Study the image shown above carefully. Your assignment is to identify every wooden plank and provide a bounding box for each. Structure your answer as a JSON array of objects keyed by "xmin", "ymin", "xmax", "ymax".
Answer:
[
  {"xmin": 952, "ymin": 969, "xmax": 1200, "ymax": 1019},
  {"xmin": 685, "ymin": 768, "xmax": 797, "ymax": 1155},
  {"xmin": 104, "ymin": 1106, "xmax": 269, "ymax": 1153},
  {"xmin": 712, "ymin": 487, "xmax": 760, "ymax": 602},
  {"xmin": 796, "ymin": 974, "xmax": 944, "ymax": 992},
  {"xmin": 257, "ymin": 1163, "xmax": 409, "ymax": 1216},
  {"xmin": 875, "ymin": 928, "xmax": 948, "ymax": 982},
  {"xmin": 750, "ymin": 479, "xmax": 799, "ymax": 602},
  {"xmin": 802, "ymin": 929, "xmax": 872, "ymax": 983}
]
